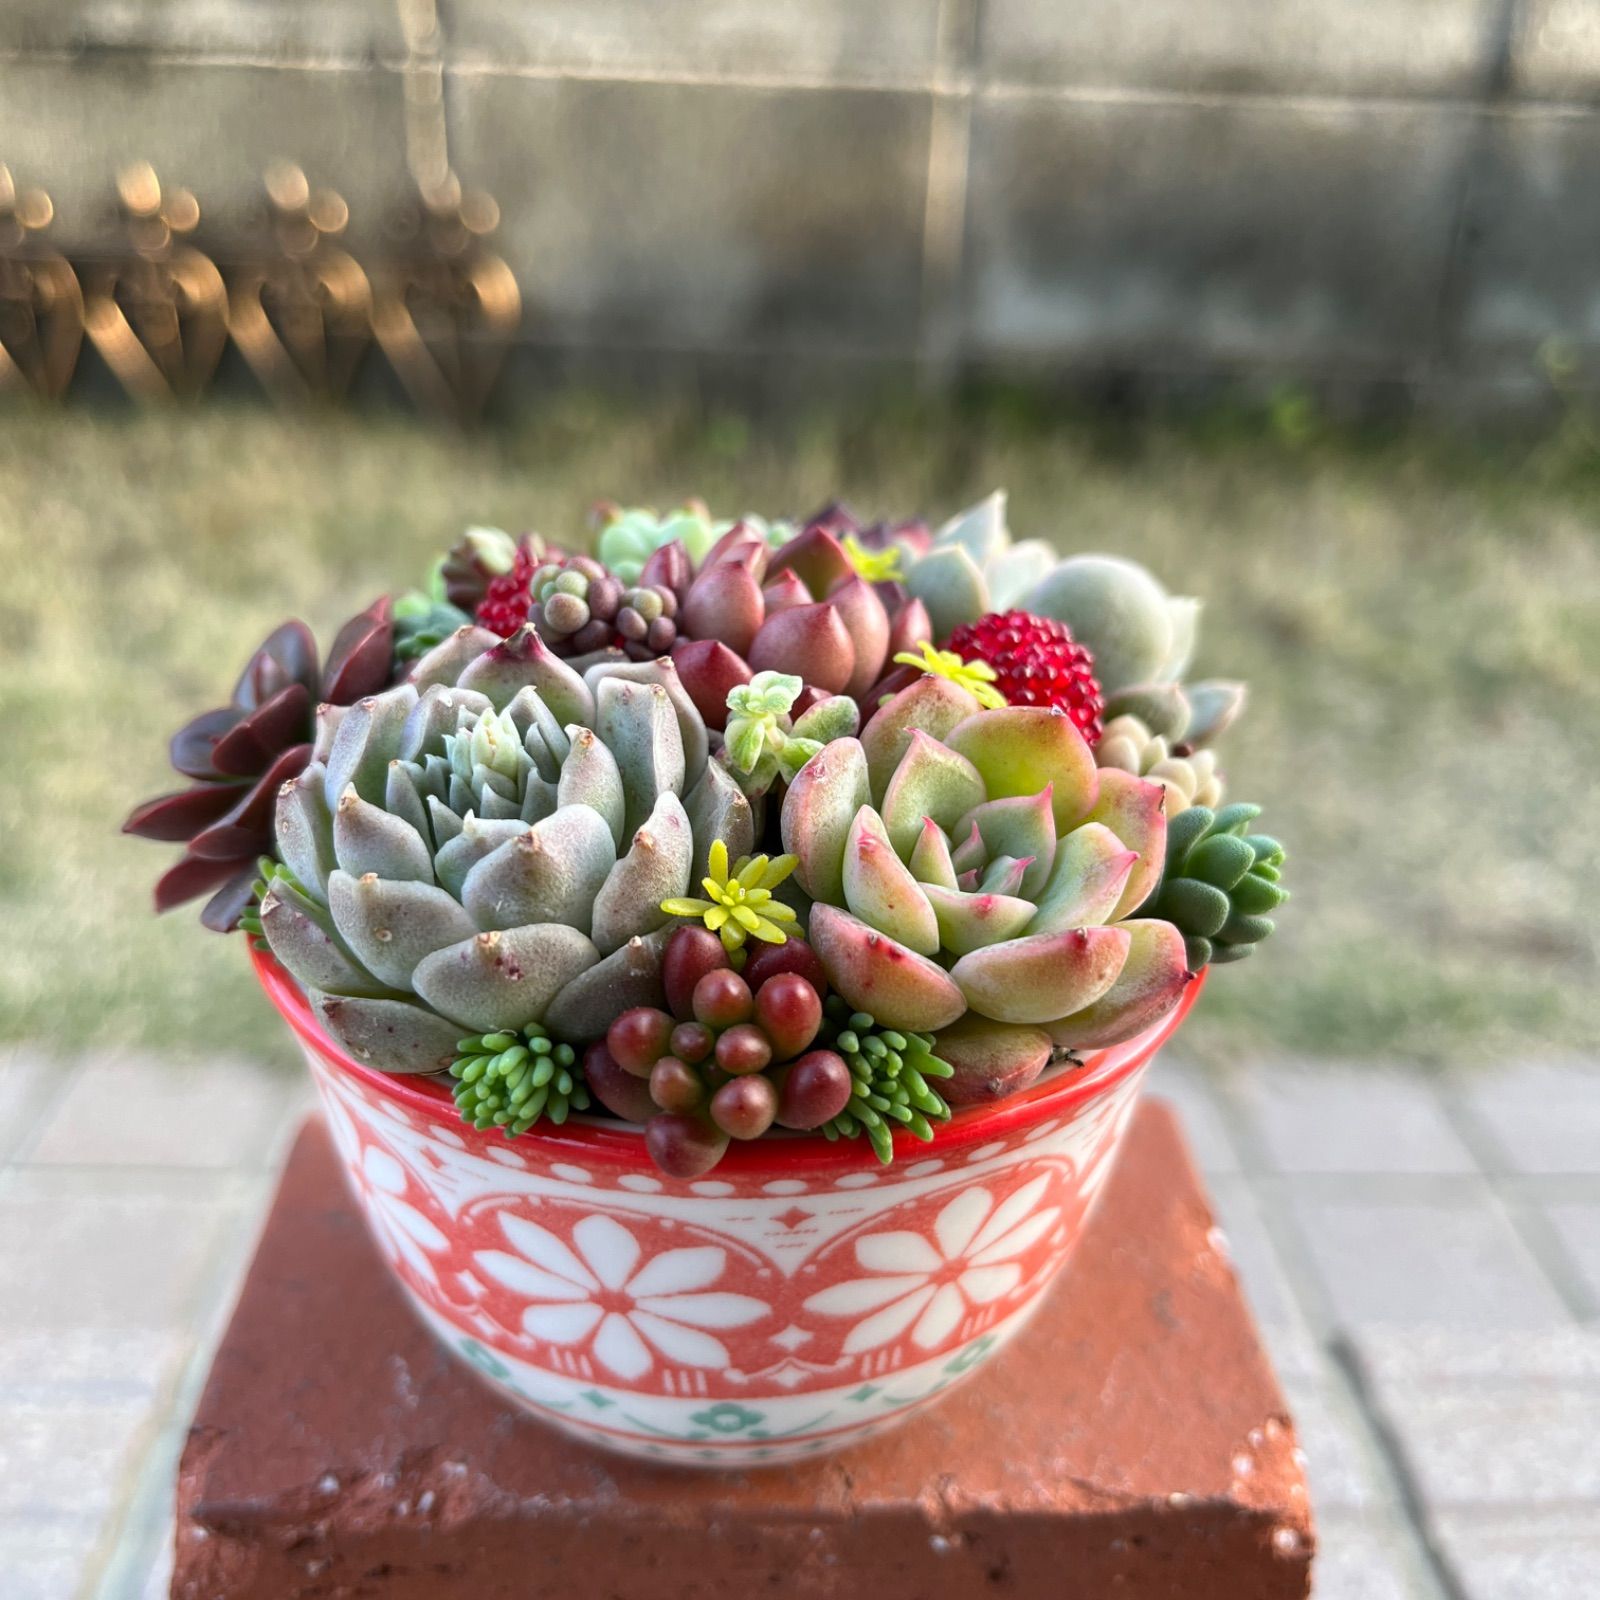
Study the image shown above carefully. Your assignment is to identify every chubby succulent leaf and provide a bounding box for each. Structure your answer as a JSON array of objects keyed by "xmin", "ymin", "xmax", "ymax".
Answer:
[
  {"xmin": 945, "ymin": 708, "xmax": 1099, "ymax": 833},
  {"xmin": 957, "ymin": 789, "xmax": 1057, "ymax": 901},
  {"xmin": 682, "ymin": 560, "xmax": 763, "ymax": 657},
  {"xmin": 904, "ymin": 543, "xmax": 988, "ymax": 639},
  {"xmin": 311, "ymin": 991, "xmax": 462, "ymax": 1074},
  {"xmin": 1183, "ymin": 680, "xmax": 1247, "ymax": 748},
  {"xmin": 861, "ymin": 675, "xmax": 981, "ymax": 802},
  {"xmin": 1046, "ymin": 919, "xmax": 1192, "ymax": 1050},
  {"xmin": 935, "ymin": 1013, "xmax": 1053, "ymax": 1107},
  {"xmin": 585, "ymin": 657, "xmax": 708, "ymax": 788},
  {"xmin": 408, "ymin": 625, "xmax": 501, "ymax": 692},
  {"xmin": 790, "ymin": 693, "xmax": 859, "ymax": 746},
  {"xmin": 412, "ymin": 925, "xmax": 600, "ymax": 1032},
  {"xmin": 842, "ymin": 807, "xmax": 940, "ymax": 956},
  {"xmin": 826, "ymin": 576, "xmax": 892, "ymax": 700},
  {"xmin": 880, "ymin": 730, "xmax": 987, "ymax": 858},
  {"xmin": 543, "ymin": 927, "xmax": 671, "ymax": 1041},
  {"xmin": 460, "ymin": 807, "xmax": 617, "ymax": 934},
  {"xmin": 260, "ymin": 878, "xmax": 393, "ymax": 998},
  {"xmin": 458, "ymin": 626, "xmax": 594, "ymax": 727},
  {"xmin": 682, "ymin": 760, "xmax": 756, "ymax": 883},
  {"xmin": 1026, "ymin": 822, "xmax": 1136, "ymax": 935},
  {"xmin": 1022, "ymin": 555, "xmax": 1177, "ymax": 695},
  {"xmin": 324, "ymin": 688, "xmax": 417, "ymax": 808},
  {"xmin": 949, "ymin": 924, "xmax": 1130, "ymax": 1026},
  {"xmin": 781, "ymin": 737, "xmax": 871, "ymax": 905},
  {"xmin": 591, "ymin": 791, "xmax": 693, "ymax": 953},
  {"xmin": 748, "ymin": 602, "xmax": 855, "ymax": 696},
  {"xmin": 1102, "ymin": 683, "xmax": 1191, "ymax": 743},
  {"xmin": 555, "ymin": 725, "xmax": 627, "ymax": 850},
  {"xmin": 907, "ymin": 816, "xmax": 959, "ymax": 890},
  {"xmin": 808, "ymin": 904, "xmax": 966, "ymax": 1032},
  {"xmin": 433, "ymin": 816, "xmax": 526, "ymax": 899},
  {"xmin": 933, "ymin": 490, "xmax": 1010, "ymax": 567},
  {"xmin": 922, "ymin": 884, "xmax": 1037, "ymax": 957},
  {"xmin": 595, "ymin": 677, "xmax": 686, "ymax": 838},
  {"xmin": 328, "ymin": 870, "xmax": 479, "ymax": 991},
  {"xmin": 984, "ymin": 538, "xmax": 1057, "ymax": 612},
  {"xmin": 275, "ymin": 765, "xmax": 336, "ymax": 893},
  {"xmin": 333, "ymin": 786, "xmax": 434, "ymax": 883},
  {"xmin": 1085, "ymin": 767, "xmax": 1168, "ymax": 919}
]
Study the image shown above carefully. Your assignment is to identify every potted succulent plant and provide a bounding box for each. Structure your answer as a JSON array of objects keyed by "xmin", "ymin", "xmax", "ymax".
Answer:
[{"xmin": 128, "ymin": 493, "xmax": 1287, "ymax": 1465}]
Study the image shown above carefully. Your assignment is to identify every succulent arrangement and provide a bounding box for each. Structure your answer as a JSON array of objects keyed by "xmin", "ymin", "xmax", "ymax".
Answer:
[{"xmin": 128, "ymin": 492, "xmax": 1288, "ymax": 1175}]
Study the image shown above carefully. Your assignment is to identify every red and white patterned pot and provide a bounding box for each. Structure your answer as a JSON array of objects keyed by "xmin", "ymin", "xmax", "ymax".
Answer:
[{"xmin": 255, "ymin": 948, "xmax": 1201, "ymax": 1466}]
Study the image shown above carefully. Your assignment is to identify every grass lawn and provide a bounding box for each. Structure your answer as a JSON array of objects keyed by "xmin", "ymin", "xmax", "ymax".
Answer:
[{"xmin": 2, "ymin": 394, "xmax": 1596, "ymax": 1072}]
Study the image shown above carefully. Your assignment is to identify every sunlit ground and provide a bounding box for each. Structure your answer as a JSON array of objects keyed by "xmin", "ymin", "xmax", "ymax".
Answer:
[{"xmin": 2, "ymin": 394, "xmax": 1596, "ymax": 1070}]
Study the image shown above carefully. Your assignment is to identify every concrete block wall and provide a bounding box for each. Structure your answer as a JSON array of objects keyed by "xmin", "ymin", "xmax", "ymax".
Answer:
[{"xmin": 2, "ymin": 0, "xmax": 1598, "ymax": 398}]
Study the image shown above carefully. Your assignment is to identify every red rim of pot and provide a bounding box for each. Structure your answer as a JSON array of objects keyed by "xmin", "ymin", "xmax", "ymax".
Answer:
[{"xmin": 253, "ymin": 943, "xmax": 1204, "ymax": 1175}]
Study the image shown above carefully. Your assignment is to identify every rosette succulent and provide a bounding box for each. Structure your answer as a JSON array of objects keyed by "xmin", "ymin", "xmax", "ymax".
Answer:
[
  {"xmin": 258, "ymin": 624, "xmax": 755, "ymax": 1074},
  {"xmin": 782, "ymin": 672, "xmax": 1195, "ymax": 1086},
  {"xmin": 663, "ymin": 513, "xmax": 934, "ymax": 722},
  {"xmin": 123, "ymin": 598, "xmax": 394, "ymax": 931},
  {"xmin": 1145, "ymin": 802, "xmax": 1288, "ymax": 969}
]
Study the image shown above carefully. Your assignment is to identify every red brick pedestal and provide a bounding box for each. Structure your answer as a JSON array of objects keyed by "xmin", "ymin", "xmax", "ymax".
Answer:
[{"xmin": 172, "ymin": 1101, "xmax": 1314, "ymax": 1598}]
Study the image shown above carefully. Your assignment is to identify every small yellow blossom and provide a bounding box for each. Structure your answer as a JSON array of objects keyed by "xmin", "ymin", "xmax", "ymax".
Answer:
[
  {"xmin": 842, "ymin": 533, "xmax": 904, "ymax": 585},
  {"xmin": 892, "ymin": 640, "xmax": 1007, "ymax": 710},
  {"xmin": 660, "ymin": 839, "xmax": 800, "ymax": 954}
]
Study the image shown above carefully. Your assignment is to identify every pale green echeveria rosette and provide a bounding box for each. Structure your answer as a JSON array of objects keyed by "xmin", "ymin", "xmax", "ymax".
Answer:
[
  {"xmin": 260, "ymin": 623, "xmax": 754, "ymax": 1074},
  {"xmin": 596, "ymin": 504, "xmax": 795, "ymax": 586},
  {"xmin": 901, "ymin": 491, "xmax": 1246, "ymax": 765},
  {"xmin": 780, "ymin": 672, "xmax": 1194, "ymax": 1090}
]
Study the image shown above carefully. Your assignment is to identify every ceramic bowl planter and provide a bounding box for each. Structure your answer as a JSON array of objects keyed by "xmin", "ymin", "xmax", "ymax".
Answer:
[{"xmin": 257, "ymin": 947, "xmax": 1202, "ymax": 1467}]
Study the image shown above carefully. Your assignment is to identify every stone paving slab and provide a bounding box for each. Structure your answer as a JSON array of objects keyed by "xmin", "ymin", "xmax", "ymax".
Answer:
[
  {"xmin": 0, "ymin": 1513, "xmax": 105, "ymax": 1600},
  {"xmin": 0, "ymin": 1168, "xmax": 245, "ymax": 1336},
  {"xmin": 1434, "ymin": 1507, "xmax": 1600, "ymax": 1600},
  {"xmin": 1304, "ymin": 1512, "xmax": 1427, "ymax": 1600},
  {"xmin": 1540, "ymin": 1201, "xmax": 1600, "ymax": 1306},
  {"xmin": 1285, "ymin": 1186, "xmax": 1574, "ymax": 1329},
  {"xmin": 20, "ymin": 1050, "xmax": 302, "ymax": 1172},
  {"xmin": 1233, "ymin": 1066, "xmax": 1478, "ymax": 1175},
  {"xmin": 1366, "ymin": 1381, "xmax": 1600, "ymax": 1508},
  {"xmin": 1455, "ymin": 1058, "xmax": 1600, "ymax": 1175}
]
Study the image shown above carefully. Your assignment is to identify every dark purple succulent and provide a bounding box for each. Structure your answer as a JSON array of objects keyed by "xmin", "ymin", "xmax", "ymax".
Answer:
[{"xmin": 123, "ymin": 598, "xmax": 394, "ymax": 931}]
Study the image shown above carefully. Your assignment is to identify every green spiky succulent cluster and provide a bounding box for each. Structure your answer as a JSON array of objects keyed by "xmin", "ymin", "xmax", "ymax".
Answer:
[
  {"xmin": 451, "ymin": 1026, "xmax": 588, "ymax": 1134},
  {"xmin": 820, "ymin": 998, "xmax": 954, "ymax": 1163},
  {"xmin": 1147, "ymin": 803, "xmax": 1288, "ymax": 969}
]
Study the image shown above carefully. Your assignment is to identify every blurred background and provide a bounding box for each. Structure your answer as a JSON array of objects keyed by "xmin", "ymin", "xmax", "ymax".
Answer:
[{"xmin": 1, "ymin": 3, "xmax": 1598, "ymax": 1598}]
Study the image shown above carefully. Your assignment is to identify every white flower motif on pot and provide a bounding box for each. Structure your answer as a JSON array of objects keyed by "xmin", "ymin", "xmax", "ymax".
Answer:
[
  {"xmin": 803, "ymin": 1174, "xmax": 1059, "ymax": 1355},
  {"xmin": 324, "ymin": 1087, "xmax": 451, "ymax": 1288},
  {"xmin": 475, "ymin": 1213, "xmax": 771, "ymax": 1381}
]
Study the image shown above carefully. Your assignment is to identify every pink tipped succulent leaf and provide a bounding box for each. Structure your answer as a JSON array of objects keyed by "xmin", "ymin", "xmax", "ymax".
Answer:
[{"xmin": 783, "ymin": 688, "xmax": 1186, "ymax": 1057}]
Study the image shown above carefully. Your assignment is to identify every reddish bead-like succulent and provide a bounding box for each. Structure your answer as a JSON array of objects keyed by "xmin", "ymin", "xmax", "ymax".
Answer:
[
  {"xmin": 604, "ymin": 936, "xmax": 833, "ymax": 1174},
  {"xmin": 122, "ymin": 598, "xmax": 394, "ymax": 931},
  {"xmin": 946, "ymin": 609, "xmax": 1106, "ymax": 742}
]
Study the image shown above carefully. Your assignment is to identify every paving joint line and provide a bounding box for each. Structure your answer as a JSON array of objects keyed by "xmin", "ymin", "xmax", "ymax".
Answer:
[
  {"xmin": 1327, "ymin": 1334, "xmax": 1471, "ymax": 1600},
  {"xmin": 1206, "ymin": 1062, "xmax": 1462, "ymax": 1600},
  {"xmin": 1433, "ymin": 1091, "xmax": 1600, "ymax": 1323}
]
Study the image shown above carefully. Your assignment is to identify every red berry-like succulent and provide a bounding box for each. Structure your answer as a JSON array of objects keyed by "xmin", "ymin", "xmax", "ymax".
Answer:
[
  {"xmin": 946, "ymin": 609, "xmax": 1106, "ymax": 741},
  {"xmin": 475, "ymin": 540, "xmax": 540, "ymax": 637}
]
